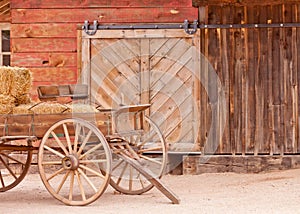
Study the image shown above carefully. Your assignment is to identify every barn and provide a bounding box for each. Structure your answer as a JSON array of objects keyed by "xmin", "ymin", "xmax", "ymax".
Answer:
[{"xmin": 1, "ymin": 0, "xmax": 300, "ymax": 174}]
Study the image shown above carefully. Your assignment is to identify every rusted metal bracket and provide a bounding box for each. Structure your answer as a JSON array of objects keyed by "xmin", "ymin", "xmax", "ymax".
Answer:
[
  {"xmin": 183, "ymin": 19, "xmax": 198, "ymax": 35},
  {"xmin": 82, "ymin": 20, "xmax": 98, "ymax": 36}
]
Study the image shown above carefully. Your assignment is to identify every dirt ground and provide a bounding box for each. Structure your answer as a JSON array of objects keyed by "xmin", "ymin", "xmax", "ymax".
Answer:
[{"xmin": 1, "ymin": 169, "xmax": 300, "ymax": 214}]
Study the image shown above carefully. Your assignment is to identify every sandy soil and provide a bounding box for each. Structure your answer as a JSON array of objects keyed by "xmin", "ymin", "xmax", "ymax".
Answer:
[{"xmin": 1, "ymin": 169, "xmax": 300, "ymax": 214}]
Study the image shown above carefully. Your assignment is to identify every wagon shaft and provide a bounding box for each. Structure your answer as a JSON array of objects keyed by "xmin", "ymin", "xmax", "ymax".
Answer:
[
  {"xmin": 117, "ymin": 153, "xmax": 180, "ymax": 204},
  {"xmin": 108, "ymin": 136, "xmax": 179, "ymax": 204}
]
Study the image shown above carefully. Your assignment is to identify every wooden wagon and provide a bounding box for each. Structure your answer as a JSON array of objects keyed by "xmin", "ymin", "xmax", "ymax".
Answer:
[{"xmin": 0, "ymin": 84, "xmax": 179, "ymax": 206}]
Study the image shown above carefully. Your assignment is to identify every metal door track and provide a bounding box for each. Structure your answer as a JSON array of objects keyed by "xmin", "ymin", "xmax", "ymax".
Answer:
[{"xmin": 83, "ymin": 19, "xmax": 300, "ymax": 36}]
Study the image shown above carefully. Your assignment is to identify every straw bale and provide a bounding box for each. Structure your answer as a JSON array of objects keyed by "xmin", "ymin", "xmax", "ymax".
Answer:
[
  {"xmin": 65, "ymin": 104, "xmax": 98, "ymax": 113},
  {"xmin": 0, "ymin": 94, "xmax": 15, "ymax": 105},
  {"xmin": 0, "ymin": 95, "xmax": 15, "ymax": 114},
  {"xmin": 15, "ymin": 94, "xmax": 31, "ymax": 105},
  {"xmin": 10, "ymin": 67, "xmax": 32, "ymax": 97},
  {"xmin": 0, "ymin": 66, "xmax": 14, "ymax": 95},
  {"xmin": 0, "ymin": 66, "xmax": 32, "ymax": 97}
]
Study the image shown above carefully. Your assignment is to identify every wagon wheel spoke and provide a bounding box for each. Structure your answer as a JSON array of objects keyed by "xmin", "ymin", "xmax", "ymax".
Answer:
[
  {"xmin": 38, "ymin": 118, "xmax": 111, "ymax": 206},
  {"xmin": 112, "ymin": 159, "xmax": 125, "ymax": 172},
  {"xmin": 129, "ymin": 165, "xmax": 134, "ymax": 191},
  {"xmin": 0, "ymin": 156, "xmax": 17, "ymax": 179},
  {"xmin": 138, "ymin": 173, "xmax": 145, "ymax": 189},
  {"xmin": 41, "ymin": 161, "xmax": 62, "ymax": 165},
  {"xmin": 78, "ymin": 168, "xmax": 98, "ymax": 193},
  {"xmin": 43, "ymin": 145, "xmax": 65, "ymax": 159},
  {"xmin": 47, "ymin": 168, "xmax": 65, "ymax": 182},
  {"xmin": 79, "ymin": 164, "xmax": 106, "ymax": 179},
  {"xmin": 116, "ymin": 162, "xmax": 129, "ymax": 185},
  {"xmin": 80, "ymin": 159, "xmax": 107, "ymax": 164},
  {"xmin": 73, "ymin": 123, "xmax": 81, "ymax": 153},
  {"xmin": 139, "ymin": 154, "xmax": 162, "ymax": 165},
  {"xmin": 63, "ymin": 124, "xmax": 73, "ymax": 154},
  {"xmin": 56, "ymin": 170, "xmax": 70, "ymax": 194},
  {"xmin": 75, "ymin": 170, "xmax": 86, "ymax": 201},
  {"xmin": 0, "ymin": 152, "xmax": 26, "ymax": 165},
  {"xmin": 77, "ymin": 130, "xmax": 92, "ymax": 155},
  {"xmin": 69, "ymin": 171, "xmax": 75, "ymax": 201},
  {"xmin": 79, "ymin": 143, "xmax": 104, "ymax": 159},
  {"xmin": 50, "ymin": 131, "xmax": 69, "ymax": 156}
]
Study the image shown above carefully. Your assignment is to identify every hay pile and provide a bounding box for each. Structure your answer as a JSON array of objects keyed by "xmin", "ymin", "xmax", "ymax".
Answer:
[
  {"xmin": 65, "ymin": 104, "xmax": 98, "ymax": 113},
  {"xmin": 12, "ymin": 104, "xmax": 33, "ymax": 114},
  {"xmin": 12, "ymin": 102, "xmax": 68, "ymax": 114},
  {"xmin": 12, "ymin": 103, "xmax": 98, "ymax": 114},
  {"xmin": 0, "ymin": 66, "xmax": 32, "ymax": 114}
]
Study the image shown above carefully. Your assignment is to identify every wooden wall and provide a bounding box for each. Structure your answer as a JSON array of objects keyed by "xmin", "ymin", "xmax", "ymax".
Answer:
[
  {"xmin": 10, "ymin": 0, "xmax": 198, "ymax": 99},
  {"xmin": 0, "ymin": 0, "xmax": 10, "ymax": 22},
  {"xmin": 194, "ymin": 1, "xmax": 300, "ymax": 155},
  {"xmin": 9, "ymin": 0, "xmax": 300, "ymax": 156}
]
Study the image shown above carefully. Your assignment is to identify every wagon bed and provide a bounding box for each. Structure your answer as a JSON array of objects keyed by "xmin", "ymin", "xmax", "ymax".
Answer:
[{"xmin": 0, "ymin": 112, "xmax": 108, "ymax": 139}]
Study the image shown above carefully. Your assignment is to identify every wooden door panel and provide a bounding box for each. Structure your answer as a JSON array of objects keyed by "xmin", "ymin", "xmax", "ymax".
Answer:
[{"xmin": 83, "ymin": 30, "xmax": 201, "ymax": 151}]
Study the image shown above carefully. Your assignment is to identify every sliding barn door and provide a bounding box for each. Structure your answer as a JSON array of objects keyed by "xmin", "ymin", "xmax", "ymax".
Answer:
[{"xmin": 81, "ymin": 29, "xmax": 206, "ymax": 151}]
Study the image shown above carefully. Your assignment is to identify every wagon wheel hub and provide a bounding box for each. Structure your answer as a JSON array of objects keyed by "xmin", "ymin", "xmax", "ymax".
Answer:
[{"xmin": 62, "ymin": 154, "xmax": 79, "ymax": 170}]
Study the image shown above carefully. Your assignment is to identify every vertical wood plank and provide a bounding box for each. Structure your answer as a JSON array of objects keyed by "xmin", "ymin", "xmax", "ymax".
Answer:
[
  {"xmin": 271, "ymin": 4, "xmax": 282, "ymax": 155},
  {"xmin": 231, "ymin": 6, "xmax": 247, "ymax": 155},
  {"xmin": 224, "ymin": 5, "xmax": 237, "ymax": 155},
  {"xmin": 282, "ymin": 4, "xmax": 294, "ymax": 154},
  {"xmin": 296, "ymin": 4, "xmax": 300, "ymax": 153},
  {"xmin": 279, "ymin": 4, "xmax": 286, "ymax": 155},
  {"xmin": 245, "ymin": 6, "xmax": 254, "ymax": 155},
  {"xmin": 81, "ymin": 36, "xmax": 91, "ymax": 100},
  {"xmin": 259, "ymin": 5, "xmax": 272, "ymax": 154},
  {"xmin": 77, "ymin": 29, "xmax": 82, "ymax": 82},
  {"xmin": 291, "ymin": 4, "xmax": 298, "ymax": 154},
  {"xmin": 199, "ymin": 6, "xmax": 210, "ymax": 154},
  {"xmin": 220, "ymin": 28, "xmax": 231, "ymax": 154},
  {"xmin": 267, "ymin": 6, "xmax": 275, "ymax": 155},
  {"xmin": 247, "ymin": 6, "xmax": 258, "ymax": 155},
  {"xmin": 206, "ymin": 5, "xmax": 222, "ymax": 153},
  {"xmin": 193, "ymin": 31, "xmax": 202, "ymax": 152}
]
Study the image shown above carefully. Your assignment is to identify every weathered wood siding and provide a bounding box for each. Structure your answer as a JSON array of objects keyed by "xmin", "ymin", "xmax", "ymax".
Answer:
[
  {"xmin": 10, "ymin": 0, "xmax": 198, "ymax": 99},
  {"xmin": 194, "ymin": 1, "xmax": 300, "ymax": 155},
  {"xmin": 0, "ymin": 0, "xmax": 10, "ymax": 22}
]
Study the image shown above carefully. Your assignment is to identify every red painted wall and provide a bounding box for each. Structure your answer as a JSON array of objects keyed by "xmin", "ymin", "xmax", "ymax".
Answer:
[{"xmin": 10, "ymin": 0, "xmax": 198, "ymax": 99}]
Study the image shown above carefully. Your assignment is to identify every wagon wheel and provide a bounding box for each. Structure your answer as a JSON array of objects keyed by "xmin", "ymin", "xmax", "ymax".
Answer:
[
  {"xmin": 38, "ymin": 118, "xmax": 112, "ymax": 206},
  {"xmin": 109, "ymin": 116, "xmax": 167, "ymax": 195},
  {"xmin": 0, "ymin": 138, "xmax": 32, "ymax": 192}
]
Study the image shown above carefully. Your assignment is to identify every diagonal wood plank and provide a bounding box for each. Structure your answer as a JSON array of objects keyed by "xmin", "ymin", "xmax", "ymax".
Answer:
[
  {"xmin": 151, "ymin": 48, "xmax": 193, "ymax": 100},
  {"xmin": 150, "ymin": 40, "xmax": 193, "ymax": 90}
]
